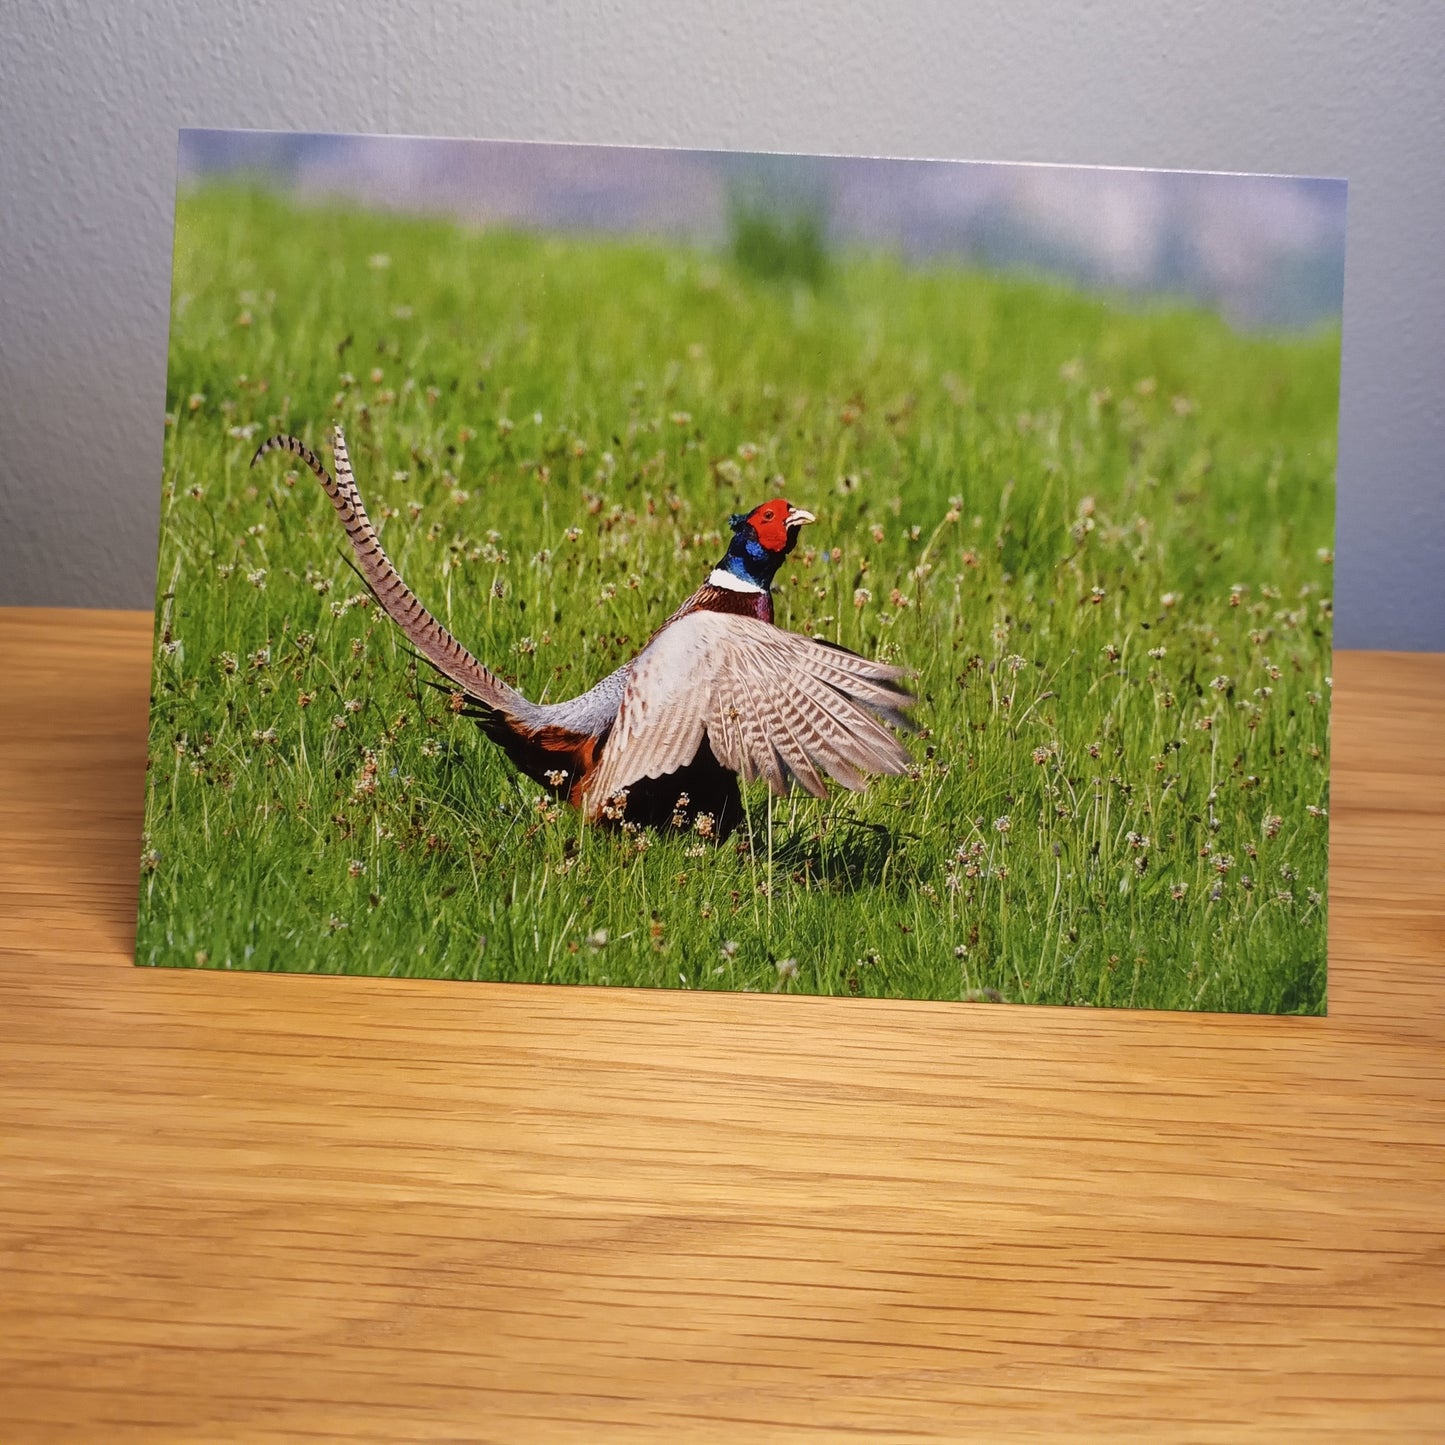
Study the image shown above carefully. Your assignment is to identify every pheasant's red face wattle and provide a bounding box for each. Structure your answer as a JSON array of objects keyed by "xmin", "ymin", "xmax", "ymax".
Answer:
[{"xmin": 747, "ymin": 499, "xmax": 792, "ymax": 554}]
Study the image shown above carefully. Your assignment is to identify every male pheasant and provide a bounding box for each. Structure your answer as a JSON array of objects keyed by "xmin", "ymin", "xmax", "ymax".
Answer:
[{"xmin": 253, "ymin": 426, "xmax": 914, "ymax": 836}]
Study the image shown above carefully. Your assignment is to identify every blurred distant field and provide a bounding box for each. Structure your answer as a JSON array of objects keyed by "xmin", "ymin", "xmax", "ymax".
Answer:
[{"xmin": 138, "ymin": 185, "xmax": 1338, "ymax": 1012}]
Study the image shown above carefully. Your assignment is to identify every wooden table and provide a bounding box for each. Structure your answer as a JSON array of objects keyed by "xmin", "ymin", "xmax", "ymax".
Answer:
[{"xmin": 1, "ymin": 608, "xmax": 1442, "ymax": 1442}]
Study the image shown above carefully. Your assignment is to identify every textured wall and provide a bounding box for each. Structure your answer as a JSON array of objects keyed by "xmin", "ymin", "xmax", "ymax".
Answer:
[{"xmin": 2, "ymin": 1, "xmax": 1441, "ymax": 648}]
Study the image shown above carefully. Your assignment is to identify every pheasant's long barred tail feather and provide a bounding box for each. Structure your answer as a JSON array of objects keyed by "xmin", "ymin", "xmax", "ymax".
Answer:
[{"xmin": 251, "ymin": 427, "xmax": 524, "ymax": 718}]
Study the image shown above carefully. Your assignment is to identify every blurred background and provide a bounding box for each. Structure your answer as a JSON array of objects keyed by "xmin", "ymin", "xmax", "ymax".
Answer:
[{"xmin": 182, "ymin": 131, "xmax": 1346, "ymax": 331}]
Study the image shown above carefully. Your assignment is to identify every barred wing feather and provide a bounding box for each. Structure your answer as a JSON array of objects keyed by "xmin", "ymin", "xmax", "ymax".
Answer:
[{"xmin": 584, "ymin": 612, "xmax": 914, "ymax": 816}]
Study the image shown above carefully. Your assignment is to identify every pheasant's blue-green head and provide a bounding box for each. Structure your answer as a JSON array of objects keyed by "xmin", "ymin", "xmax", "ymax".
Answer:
[{"xmin": 718, "ymin": 499, "xmax": 816, "ymax": 589}]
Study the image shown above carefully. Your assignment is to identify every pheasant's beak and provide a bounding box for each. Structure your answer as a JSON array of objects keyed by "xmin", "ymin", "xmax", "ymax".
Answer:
[{"xmin": 785, "ymin": 506, "xmax": 817, "ymax": 529}]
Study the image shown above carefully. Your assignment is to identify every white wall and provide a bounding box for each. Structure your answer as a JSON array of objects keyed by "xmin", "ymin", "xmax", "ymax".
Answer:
[{"xmin": 2, "ymin": 0, "xmax": 1441, "ymax": 648}]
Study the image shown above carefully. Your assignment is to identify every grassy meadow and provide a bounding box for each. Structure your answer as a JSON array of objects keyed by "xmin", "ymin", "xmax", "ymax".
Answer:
[{"xmin": 138, "ymin": 185, "xmax": 1337, "ymax": 1012}]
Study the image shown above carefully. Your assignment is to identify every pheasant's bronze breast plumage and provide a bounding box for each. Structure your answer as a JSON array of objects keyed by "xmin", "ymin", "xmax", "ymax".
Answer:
[{"xmin": 254, "ymin": 427, "xmax": 915, "ymax": 837}]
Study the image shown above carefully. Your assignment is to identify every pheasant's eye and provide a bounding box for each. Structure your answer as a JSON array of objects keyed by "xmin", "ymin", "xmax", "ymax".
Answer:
[{"xmin": 763, "ymin": 509, "xmax": 775, "ymax": 521}]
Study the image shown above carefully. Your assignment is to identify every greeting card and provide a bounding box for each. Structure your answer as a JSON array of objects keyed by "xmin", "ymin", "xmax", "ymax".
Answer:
[{"xmin": 140, "ymin": 131, "xmax": 1342, "ymax": 1011}]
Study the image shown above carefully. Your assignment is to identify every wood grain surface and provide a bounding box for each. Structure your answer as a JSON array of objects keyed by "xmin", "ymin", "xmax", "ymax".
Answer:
[{"xmin": 1, "ymin": 608, "xmax": 1442, "ymax": 1442}]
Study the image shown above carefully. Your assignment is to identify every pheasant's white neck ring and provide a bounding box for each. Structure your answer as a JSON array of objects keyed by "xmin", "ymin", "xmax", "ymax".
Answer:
[{"xmin": 708, "ymin": 567, "xmax": 768, "ymax": 594}]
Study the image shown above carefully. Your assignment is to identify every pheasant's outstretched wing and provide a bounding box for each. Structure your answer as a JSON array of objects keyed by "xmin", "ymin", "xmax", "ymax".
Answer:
[{"xmin": 583, "ymin": 611, "xmax": 914, "ymax": 816}]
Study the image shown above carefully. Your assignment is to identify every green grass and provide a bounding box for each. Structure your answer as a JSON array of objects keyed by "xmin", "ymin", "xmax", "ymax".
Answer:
[{"xmin": 138, "ymin": 184, "xmax": 1337, "ymax": 1012}]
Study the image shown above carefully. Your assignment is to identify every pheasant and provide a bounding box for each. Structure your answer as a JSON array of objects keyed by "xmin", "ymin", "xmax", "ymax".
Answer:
[{"xmin": 253, "ymin": 426, "xmax": 915, "ymax": 836}]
